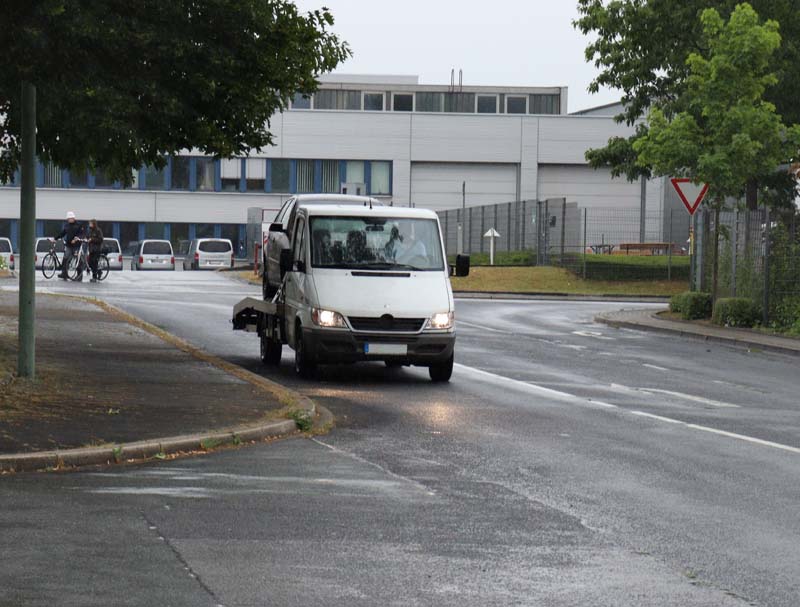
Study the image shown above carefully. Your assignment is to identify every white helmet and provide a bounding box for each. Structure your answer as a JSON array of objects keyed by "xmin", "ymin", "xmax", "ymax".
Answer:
[{"xmin": 66, "ymin": 211, "xmax": 76, "ymax": 220}]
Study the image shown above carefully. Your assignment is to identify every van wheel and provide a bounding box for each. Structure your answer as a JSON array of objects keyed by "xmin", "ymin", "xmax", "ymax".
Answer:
[
  {"xmin": 294, "ymin": 327, "xmax": 316, "ymax": 378},
  {"xmin": 429, "ymin": 354, "xmax": 454, "ymax": 383},
  {"xmin": 260, "ymin": 334, "xmax": 282, "ymax": 366}
]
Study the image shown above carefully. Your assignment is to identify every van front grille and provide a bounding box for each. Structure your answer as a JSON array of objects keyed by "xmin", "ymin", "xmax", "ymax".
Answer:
[{"xmin": 348, "ymin": 316, "xmax": 425, "ymax": 333}]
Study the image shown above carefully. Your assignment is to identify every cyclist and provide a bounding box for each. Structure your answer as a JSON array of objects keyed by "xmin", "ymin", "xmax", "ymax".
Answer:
[
  {"xmin": 55, "ymin": 211, "xmax": 85, "ymax": 280},
  {"xmin": 87, "ymin": 219, "xmax": 104, "ymax": 283}
]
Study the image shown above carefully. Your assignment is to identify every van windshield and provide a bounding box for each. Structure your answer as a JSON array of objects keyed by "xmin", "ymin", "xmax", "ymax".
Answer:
[
  {"xmin": 199, "ymin": 240, "xmax": 231, "ymax": 253},
  {"xmin": 142, "ymin": 241, "xmax": 172, "ymax": 255},
  {"xmin": 103, "ymin": 239, "xmax": 120, "ymax": 253},
  {"xmin": 309, "ymin": 216, "xmax": 444, "ymax": 271},
  {"xmin": 0, "ymin": 240, "xmax": 11, "ymax": 253}
]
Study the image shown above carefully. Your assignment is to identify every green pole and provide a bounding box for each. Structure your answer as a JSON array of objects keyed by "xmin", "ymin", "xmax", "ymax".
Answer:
[{"xmin": 18, "ymin": 81, "xmax": 36, "ymax": 378}]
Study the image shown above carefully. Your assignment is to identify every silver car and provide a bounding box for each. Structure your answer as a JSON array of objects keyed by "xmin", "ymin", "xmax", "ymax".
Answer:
[
  {"xmin": 0, "ymin": 237, "xmax": 13, "ymax": 271},
  {"xmin": 183, "ymin": 238, "xmax": 234, "ymax": 270},
  {"xmin": 130, "ymin": 239, "xmax": 175, "ymax": 271},
  {"xmin": 34, "ymin": 237, "xmax": 63, "ymax": 270},
  {"xmin": 103, "ymin": 238, "xmax": 123, "ymax": 271},
  {"xmin": 262, "ymin": 194, "xmax": 383, "ymax": 298}
]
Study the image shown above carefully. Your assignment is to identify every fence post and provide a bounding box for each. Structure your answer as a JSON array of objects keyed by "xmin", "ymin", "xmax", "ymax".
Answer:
[
  {"xmin": 521, "ymin": 201, "xmax": 527, "ymax": 250},
  {"xmin": 480, "ymin": 205, "xmax": 485, "ymax": 254},
  {"xmin": 763, "ymin": 207, "xmax": 770, "ymax": 326},
  {"xmin": 468, "ymin": 206, "xmax": 473, "ymax": 254},
  {"xmin": 582, "ymin": 208, "xmax": 587, "ymax": 279},
  {"xmin": 668, "ymin": 209, "xmax": 673, "ymax": 281},
  {"xmin": 507, "ymin": 202, "xmax": 512, "ymax": 252},
  {"xmin": 560, "ymin": 201, "xmax": 566, "ymax": 258},
  {"xmin": 536, "ymin": 201, "xmax": 542, "ymax": 265},
  {"xmin": 731, "ymin": 208, "xmax": 738, "ymax": 297}
]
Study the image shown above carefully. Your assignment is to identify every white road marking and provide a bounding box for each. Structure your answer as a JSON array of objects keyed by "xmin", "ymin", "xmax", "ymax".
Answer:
[
  {"xmin": 642, "ymin": 363, "xmax": 670, "ymax": 372},
  {"xmin": 637, "ymin": 388, "xmax": 740, "ymax": 409},
  {"xmin": 572, "ymin": 330, "xmax": 615, "ymax": 340},
  {"xmin": 456, "ymin": 320, "xmax": 513, "ymax": 334},
  {"xmin": 455, "ymin": 363, "xmax": 796, "ymax": 455}
]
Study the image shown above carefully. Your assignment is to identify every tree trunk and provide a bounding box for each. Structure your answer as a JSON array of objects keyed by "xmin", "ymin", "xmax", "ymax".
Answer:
[
  {"xmin": 745, "ymin": 179, "xmax": 758, "ymax": 211},
  {"xmin": 18, "ymin": 81, "xmax": 37, "ymax": 378}
]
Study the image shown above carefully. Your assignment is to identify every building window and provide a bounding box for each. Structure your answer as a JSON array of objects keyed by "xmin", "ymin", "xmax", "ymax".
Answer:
[
  {"xmin": 220, "ymin": 158, "xmax": 241, "ymax": 191},
  {"xmin": 291, "ymin": 93, "xmax": 311, "ymax": 110},
  {"xmin": 171, "ymin": 157, "xmax": 191, "ymax": 190},
  {"xmin": 321, "ymin": 160, "xmax": 340, "ymax": 193},
  {"xmin": 271, "ymin": 159, "xmax": 291, "ymax": 192},
  {"xmin": 196, "ymin": 158, "xmax": 216, "ymax": 191},
  {"xmin": 69, "ymin": 169, "xmax": 89, "ymax": 188},
  {"xmin": 296, "ymin": 159, "xmax": 315, "ymax": 193},
  {"xmin": 121, "ymin": 169, "xmax": 139, "ymax": 190},
  {"xmin": 393, "ymin": 93, "xmax": 413, "ymax": 112},
  {"xmin": 530, "ymin": 93, "xmax": 560, "ymax": 114},
  {"xmin": 143, "ymin": 163, "xmax": 166, "ymax": 190},
  {"xmin": 370, "ymin": 161, "xmax": 391, "ymax": 195},
  {"xmin": 346, "ymin": 160, "xmax": 365, "ymax": 185},
  {"xmin": 93, "ymin": 169, "xmax": 115, "ymax": 188},
  {"xmin": 477, "ymin": 95, "xmax": 498, "ymax": 114},
  {"xmin": 42, "ymin": 162, "xmax": 63, "ymax": 187},
  {"xmin": 314, "ymin": 89, "xmax": 361, "ymax": 111},
  {"xmin": 415, "ymin": 92, "xmax": 442, "ymax": 112},
  {"xmin": 507, "ymin": 96, "xmax": 527, "ymax": 114},
  {"xmin": 444, "ymin": 92, "xmax": 475, "ymax": 113},
  {"xmin": 245, "ymin": 158, "xmax": 266, "ymax": 192},
  {"xmin": 145, "ymin": 222, "xmax": 166, "ymax": 240},
  {"xmin": 195, "ymin": 223, "xmax": 215, "ymax": 239},
  {"xmin": 363, "ymin": 92, "xmax": 384, "ymax": 111},
  {"xmin": 170, "ymin": 223, "xmax": 190, "ymax": 252}
]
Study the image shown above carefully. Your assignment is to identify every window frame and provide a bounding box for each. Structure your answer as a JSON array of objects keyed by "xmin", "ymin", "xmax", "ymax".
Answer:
[
  {"xmin": 506, "ymin": 95, "xmax": 528, "ymax": 114},
  {"xmin": 392, "ymin": 92, "xmax": 414, "ymax": 112},
  {"xmin": 476, "ymin": 94, "xmax": 499, "ymax": 114},
  {"xmin": 362, "ymin": 91, "xmax": 385, "ymax": 112},
  {"xmin": 290, "ymin": 92, "xmax": 312, "ymax": 110}
]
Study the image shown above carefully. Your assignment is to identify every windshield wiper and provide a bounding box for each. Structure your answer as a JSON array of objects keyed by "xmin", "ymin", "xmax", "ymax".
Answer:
[{"xmin": 349, "ymin": 262, "xmax": 422, "ymax": 271}]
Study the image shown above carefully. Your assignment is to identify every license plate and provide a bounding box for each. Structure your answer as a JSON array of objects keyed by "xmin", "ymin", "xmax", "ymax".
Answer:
[{"xmin": 364, "ymin": 343, "xmax": 407, "ymax": 356}]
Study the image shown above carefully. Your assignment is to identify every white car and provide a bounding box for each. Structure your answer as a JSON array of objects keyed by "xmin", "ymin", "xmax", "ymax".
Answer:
[
  {"xmin": 102, "ymin": 238, "xmax": 123, "ymax": 271},
  {"xmin": 34, "ymin": 237, "xmax": 65, "ymax": 270},
  {"xmin": 130, "ymin": 240, "xmax": 175, "ymax": 271},
  {"xmin": 0, "ymin": 237, "xmax": 13, "ymax": 271},
  {"xmin": 183, "ymin": 238, "xmax": 234, "ymax": 270},
  {"xmin": 281, "ymin": 204, "xmax": 467, "ymax": 381}
]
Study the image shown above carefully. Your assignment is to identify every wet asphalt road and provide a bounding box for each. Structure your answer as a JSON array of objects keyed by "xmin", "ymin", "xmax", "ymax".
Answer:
[{"xmin": 1, "ymin": 271, "xmax": 798, "ymax": 606}]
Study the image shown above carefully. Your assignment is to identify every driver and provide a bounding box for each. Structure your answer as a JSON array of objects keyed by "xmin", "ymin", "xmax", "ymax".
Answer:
[{"xmin": 392, "ymin": 221, "xmax": 428, "ymax": 265}]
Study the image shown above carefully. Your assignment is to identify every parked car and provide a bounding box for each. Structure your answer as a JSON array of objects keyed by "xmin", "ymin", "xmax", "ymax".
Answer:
[
  {"xmin": 130, "ymin": 240, "xmax": 175, "ymax": 271},
  {"xmin": 183, "ymin": 238, "xmax": 234, "ymax": 270},
  {"xmin": 262, "ymin": 194, "xmax": 383, "ymax": 298},
  {"xmin": 0, "ymin": 237, "xmax": 13, "ymax": 271},
  {"xmin": 35, "ymin": 237, "xmax": 64, "ymax": 270},
  {"xmin": 102, "ymin": 238, "xmax": 123, "ymax": 270}
]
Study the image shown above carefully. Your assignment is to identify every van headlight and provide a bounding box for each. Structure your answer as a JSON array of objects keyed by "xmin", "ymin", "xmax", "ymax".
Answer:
[
  {"xmin": 312, "ymin": 308, "xmax": 347, "ymax": 328},
  {"xmin": 426, "ymin": 311, "xmax": 454, "ymax": 330}
]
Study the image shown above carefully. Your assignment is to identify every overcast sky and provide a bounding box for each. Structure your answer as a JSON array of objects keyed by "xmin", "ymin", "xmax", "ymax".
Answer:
[{"xmin": 294, "ymin": 0, "xmax": 619, "ymax": 113}]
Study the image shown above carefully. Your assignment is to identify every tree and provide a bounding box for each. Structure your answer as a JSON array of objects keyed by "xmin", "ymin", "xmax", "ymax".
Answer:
[
  {"xmin": 633, "ymin": 4, "xmax": 800, "ymax": 297},
  {"xmin": 1, "ymin": 1, "xmax": 350, "ymax": 377},
  {"xmin": 575, "ymin": 0, "xmax": 800, "ymax": 207}
]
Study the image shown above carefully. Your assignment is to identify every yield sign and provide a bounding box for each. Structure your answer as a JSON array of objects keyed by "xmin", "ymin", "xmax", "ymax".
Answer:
[{"xmin": 671, "ymin": 178, "xmax": 709, "ymax": 215}]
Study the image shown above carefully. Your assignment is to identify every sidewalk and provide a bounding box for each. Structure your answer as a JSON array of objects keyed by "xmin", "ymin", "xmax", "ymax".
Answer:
[
  {"xmin": 597, "ymin": 308, "xmax": 800, "ymax": 356},
  {"xmin": 0, "ymin": 291, "xmax": 298, "ymax": 460}
]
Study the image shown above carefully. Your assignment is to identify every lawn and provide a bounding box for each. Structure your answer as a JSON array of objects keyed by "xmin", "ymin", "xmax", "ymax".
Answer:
[{"xmin": 450, "ymin": 266, "xmax": 688, "ymax": 296}]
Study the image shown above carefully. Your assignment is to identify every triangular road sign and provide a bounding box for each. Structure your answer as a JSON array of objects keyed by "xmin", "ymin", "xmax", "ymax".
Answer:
[
  {"xmin": 483, "ymin": 228, "xmax": 500, "ymax": 238},
  {"xmin": 671, "ymin": 178, "xmax": 709, "ymax": 215}
]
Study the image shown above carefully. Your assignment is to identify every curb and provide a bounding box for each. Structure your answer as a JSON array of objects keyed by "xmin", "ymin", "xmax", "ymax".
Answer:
[
  {"xmin": 596, "ymin": 311, "xmax": 800, "ymax": 357},
  {"xmin": 455, "ymin": 291, "xmax": 671, "ymax": 303},
  {"xmin": 0, "ymin": 294, "xmax": 320, "ymax": 473}
]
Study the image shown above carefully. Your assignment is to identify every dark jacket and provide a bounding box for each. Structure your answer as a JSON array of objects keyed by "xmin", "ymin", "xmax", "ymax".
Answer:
[
  {"xmin": 88, "ymin": 226, "xmax": 104, "ymax": 252},
  {"xmin": 57, "ymin": 222, "xmax": 84, "ymax": 248}
]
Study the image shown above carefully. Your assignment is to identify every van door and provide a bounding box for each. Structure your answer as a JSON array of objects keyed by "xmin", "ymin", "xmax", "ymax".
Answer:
[{"xmin": 284, "ymin": 215, "xmax": 308, "ymax": 347}]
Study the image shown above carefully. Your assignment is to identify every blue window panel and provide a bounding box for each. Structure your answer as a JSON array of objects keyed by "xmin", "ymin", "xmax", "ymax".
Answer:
[
  {"xmin": 339, "ymin": 160, "xmax": 347, "ymax": 183},
  {"xmin": 35, "ymin": 220, "xmax": 44, "ymax": 238},
  {"xmin": 138, "ymin": 168, "xmax": 145, "ymax": 190},
  {"xmin": 188, "ymin": 157, "xmax": 197, "ymax": 191},
  {"xmin": 61, "ymin": 169, "xmax": 69, "ymax": 188},
  {"xmin": 164, "ymin": 223, "xmax": 171, "ymax": 241},
  {"xmin": 240, "ymin": 158, "xmax": 246, "ymax": 192},
  {"xmin": 313, "ymin": 160, "xmax": 322, "ymax": 193},
  {"xmin": 238, "ymin": 224, "xmax": 246, "ymax": 250},
  {"xmin": 188, "ymin": 224, "xmax": 197, "ymax": 240},
  {"xmin": 10, "ymin": 219, "xmax": 18, "ymax": 251},
  {"xmin": 289, "ymin": 160, "xmax": 297, "ymax": 193},
  {"xmin": 364, "ymin": 161, "xmax": 372, "ymax": 194},
  {"xmin": 214, "ymin": 160, "xmax": 222, "ymax": 192},
  {"xmin": 36, "ymin": 161, "xmax": 44, "ymax": 187},
  {"xmin": 112, "ymin": 223, "xmax": 121, "ymax": 240},
  {"xmin": 88, "ymin": 173, "xmax": 96, "ymax": 189},
  {"xmin": 137, "ymin": 223, "xmax": 146, "ymax": 241},
  {"xmin": 265, "ymin": 159, "xmax": 272, "ymax": 193},
  {"xmin": 13, "ymin": 169, "xmax": 20, "ymax": 186},
  {"xmin": 165, "ymin": 157, "xmax": 173, "ymax": 190},
  {"xmin": 214, "ymin": 224, "xmax": 222, "ymax": 238}
]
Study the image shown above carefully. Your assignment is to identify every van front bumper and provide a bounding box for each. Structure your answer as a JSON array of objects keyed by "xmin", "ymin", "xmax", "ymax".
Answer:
[{"xmin": 302, "ymin": 327, "xmax": 455, "ymax": 366}]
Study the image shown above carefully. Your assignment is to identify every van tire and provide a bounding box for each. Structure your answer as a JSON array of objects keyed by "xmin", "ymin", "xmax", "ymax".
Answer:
[
  {"xmin": 429, "ymin": 354, "xmax": 454, "ymax": 383},
  {"xmin": 260, "ymin": 334, "xmax": 282, "ymax": 366},
  {"xmin": 294, "ymin": 326, "xmax": 316, "ymax": 378}
]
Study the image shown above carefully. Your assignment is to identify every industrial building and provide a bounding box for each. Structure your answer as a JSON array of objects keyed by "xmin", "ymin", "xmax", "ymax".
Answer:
[{"xmin": 0, "ymin": 75, "xmax": 681, "ymax": 254}]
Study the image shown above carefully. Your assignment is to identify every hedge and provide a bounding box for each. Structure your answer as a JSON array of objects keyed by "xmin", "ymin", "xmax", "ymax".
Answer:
[
  {"xmin": 558, "ymin": 254, "xmax": 691, "ymax": 281},
  {"xmin": 712, "ymin": 298, "xmax": 761, "ymax": 328},
  {"xmin": 670, "ymin": 291, "xmax": 712, "ymax": 320}
]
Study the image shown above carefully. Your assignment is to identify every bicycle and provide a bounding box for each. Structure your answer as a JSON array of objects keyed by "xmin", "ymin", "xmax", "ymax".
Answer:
[
  {"xmin": 66, "ymin": 238, "xmax": 110, "ymax": 282},
  {"xmin": 41, "ymin": 239, "xmax": 65, "ymax": 279}
]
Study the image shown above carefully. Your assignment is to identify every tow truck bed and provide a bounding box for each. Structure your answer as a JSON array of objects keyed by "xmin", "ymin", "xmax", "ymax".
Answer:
[{"xmin": 232, "ymin": 297, "xmax": 284, "ymax": 333}]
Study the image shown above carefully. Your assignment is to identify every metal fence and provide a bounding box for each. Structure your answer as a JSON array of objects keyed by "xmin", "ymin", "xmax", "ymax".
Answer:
[{"xmin": 695, "ymin": 207, "xmax": 800, "ymax": 328}]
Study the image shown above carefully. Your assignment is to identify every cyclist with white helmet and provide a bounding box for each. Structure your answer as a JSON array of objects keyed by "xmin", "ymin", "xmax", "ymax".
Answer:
[{"xmin": 54, "ymin": 211, "xmax": 85, "ymax": 280}]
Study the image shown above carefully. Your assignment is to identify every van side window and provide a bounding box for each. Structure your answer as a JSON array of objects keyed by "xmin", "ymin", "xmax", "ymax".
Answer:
[{"xmin": 292, "ymin": 217, "xmax": 306, "ymax": 265}]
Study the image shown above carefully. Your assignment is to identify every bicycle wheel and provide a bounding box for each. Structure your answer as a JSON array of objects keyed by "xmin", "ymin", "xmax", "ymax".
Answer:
[
  {"xmin": 96, "ymin": 255, "xmax": 110, "ymax": 281},
  {"xmin": 41, "ymin": 253, "xmax": 57, "ymax": 279},
  {"xmin": 67, "ymin": 256, "xmax": 82, "ymax": 281}
]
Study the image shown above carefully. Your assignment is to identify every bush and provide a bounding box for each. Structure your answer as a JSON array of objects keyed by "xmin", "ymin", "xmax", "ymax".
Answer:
[
  {"xmin": 0, "ymin": 256, "xmax": 6, "ymax": 271},
  {"xmin": 559, "ymin": 253, "xmax": 690, "ymax": 281},
  {"xmin": 712, "ymin": 298, "xmax": 761, "ymax": 328},
  {"xmin": 670, "ymin": 291, "xmax": 712, "ymax": 320},
  {"xmin": 771, "ymin": 296, "xmax": 800, "ymax": 332}
]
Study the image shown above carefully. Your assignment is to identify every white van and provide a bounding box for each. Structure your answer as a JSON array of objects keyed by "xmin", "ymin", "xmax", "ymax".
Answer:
[
  {"xmin": 183, "ymin": 238, "xmax": 234, "ymax": 270},
  {"xmin": 0, "ymin": 237, "xmax": 13, "ymax": 271},
  {"xmin": 280, "ymin": 204, "xmax": 467, "ymax": 381},
  {"xmin": 34, "ymin": 237, "xmax": 64, "ymax": 270},
  {"xmin": 130, "ymin": 240, "xmax": 175, "ymax": 271}
]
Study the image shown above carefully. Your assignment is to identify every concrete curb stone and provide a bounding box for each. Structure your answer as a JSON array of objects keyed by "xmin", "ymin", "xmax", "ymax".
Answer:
[{"xmin": 455, "ymin": 290, "xmax": 671, "ymax": 303}]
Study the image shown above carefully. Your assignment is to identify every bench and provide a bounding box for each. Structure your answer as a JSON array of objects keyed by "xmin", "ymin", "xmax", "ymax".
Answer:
[{"xmin": 618, "ymin": 242, "xmax": 672, "ymax": 256}]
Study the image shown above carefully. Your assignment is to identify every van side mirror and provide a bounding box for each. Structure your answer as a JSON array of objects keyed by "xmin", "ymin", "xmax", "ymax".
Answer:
[
  {"xmin": 269, "ymin": 222, "xmax": 285, "ymax": 233},
  {"xmin": 452, "ymin": 254, "xmax": 470, "ymax": 277},
  {"xmin": 279, "ymin": 249, "xmax": 293, "ymax": 278}
]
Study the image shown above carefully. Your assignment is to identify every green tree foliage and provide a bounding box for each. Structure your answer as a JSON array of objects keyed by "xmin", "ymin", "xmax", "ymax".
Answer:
[
  {"xmin": 0, "ymin": 0, "xmax": 350, "ymax": 183},
  {"xmin": 575, "ymin": 0, "xmax": 800, "ymax": 204},
  {"xmin": 633, "ymin": 4, "xmax": 800, "ymax": 205}
]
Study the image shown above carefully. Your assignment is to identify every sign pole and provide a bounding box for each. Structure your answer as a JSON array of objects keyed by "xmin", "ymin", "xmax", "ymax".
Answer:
[{"xmin": 18, "ymin": 81, "xmax": 37, "ymax": 378}]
